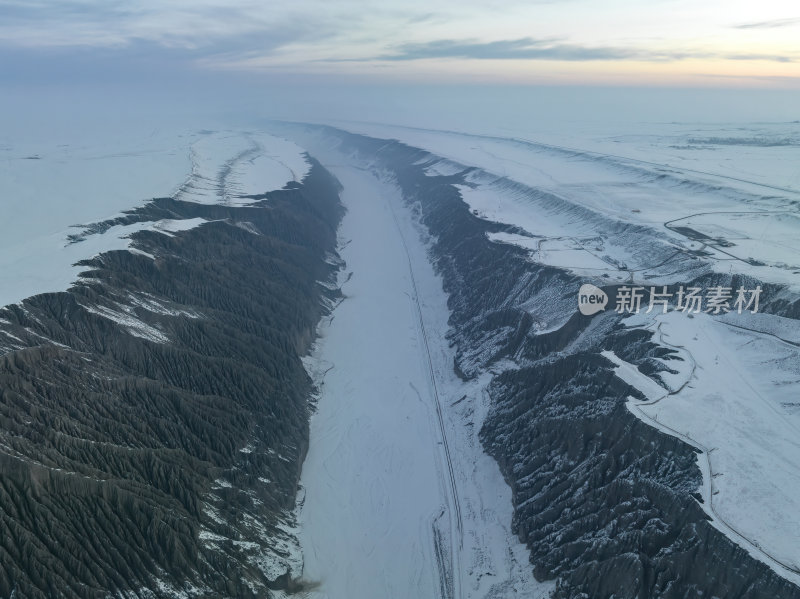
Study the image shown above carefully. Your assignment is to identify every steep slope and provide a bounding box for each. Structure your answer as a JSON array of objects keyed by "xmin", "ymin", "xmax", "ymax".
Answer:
[{"xmin": 0, "ymin": 160, "xmax": 343, "ymax": 598}]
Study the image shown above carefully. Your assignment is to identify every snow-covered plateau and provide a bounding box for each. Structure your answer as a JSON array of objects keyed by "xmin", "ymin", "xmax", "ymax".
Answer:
[{"xmin": 0, "ymin": 129, "xmax": 308, "ymax": 308}]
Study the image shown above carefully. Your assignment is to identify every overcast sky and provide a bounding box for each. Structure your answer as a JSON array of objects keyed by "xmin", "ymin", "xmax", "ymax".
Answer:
[{"xmin": 1, "ymin": 0, "xmax": 799, "ymax": 88}]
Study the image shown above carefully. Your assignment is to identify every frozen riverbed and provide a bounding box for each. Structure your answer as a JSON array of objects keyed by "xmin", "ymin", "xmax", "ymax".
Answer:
[
  {"xmin": 296, "ymin": 159, "xmax": 552, "ymax": 598},
  {"xmin": 297, "ymin": 165, "xmax": 445, "ymax": 597}
]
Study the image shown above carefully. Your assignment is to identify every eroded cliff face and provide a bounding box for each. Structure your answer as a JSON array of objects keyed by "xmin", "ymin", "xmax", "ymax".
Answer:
[
  {"xmin": 0, "ymin": 160, "xmax": 343, "ymax": 598},
  {"xmin": 300, "ymin": 125, "xmax": 800, "ymax": 599}
]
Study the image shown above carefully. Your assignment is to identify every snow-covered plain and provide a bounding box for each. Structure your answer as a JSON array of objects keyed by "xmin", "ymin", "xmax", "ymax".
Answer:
[
  {"xmin": 617, "ymin": 309, "xmax": 800, "ymax": 583},
  {"xmin": 296, "ymin": 155, "xmax": 553, "ymax": 598},
  {"xmin": 335, "ymin": 121, "xmax": 800, "ymax": 290},
  {"xmin": 0, "ymin": 129, "xmax": 308, "ymax": 308},
  {"xmin": 0, "ymin": 128, "xmax": 188, "ymax": 307},
  {"xmin": 174, "ymin": 131, "xmax": 309, "ymax": 206}
]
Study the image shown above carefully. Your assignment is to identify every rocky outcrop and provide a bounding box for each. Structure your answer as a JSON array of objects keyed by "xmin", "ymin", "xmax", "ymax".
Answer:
[{"xmin": 0, "ymin": 160, "xmax": 343, "ymax": 598}]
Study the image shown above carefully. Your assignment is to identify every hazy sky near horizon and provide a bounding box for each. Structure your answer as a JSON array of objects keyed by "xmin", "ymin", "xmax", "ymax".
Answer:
[{"xmin": 1, "ymin": 0, "xmax": 799, "ymax": 88}]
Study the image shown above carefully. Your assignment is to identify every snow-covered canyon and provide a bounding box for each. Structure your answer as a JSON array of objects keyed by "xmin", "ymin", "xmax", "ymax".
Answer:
[
  {"xmin": 295, "ymin": 157, "xmax": 551, "ymax": 598},
  {"xmin": 2, "ymin": 114, "xmax": 799, "ymax": 598},
  {"xmin": 280, "ymin": 122, "xmax": 800, "ymax": 599}
]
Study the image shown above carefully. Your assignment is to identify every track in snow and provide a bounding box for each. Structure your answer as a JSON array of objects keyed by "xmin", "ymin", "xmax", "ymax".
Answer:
[{"xmin": 385, "ymin": 173, "xmax": 465, "ymax": 599}]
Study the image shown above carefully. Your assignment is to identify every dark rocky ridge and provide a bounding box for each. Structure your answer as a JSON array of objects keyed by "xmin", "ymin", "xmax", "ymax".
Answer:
[
  {"xmin": 288, "ymin": 125, "xmax": 800, "ymax": 599},
  {"xmin": 0, "ymin": 160, "xmax": 343, "ymax": 598}
]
